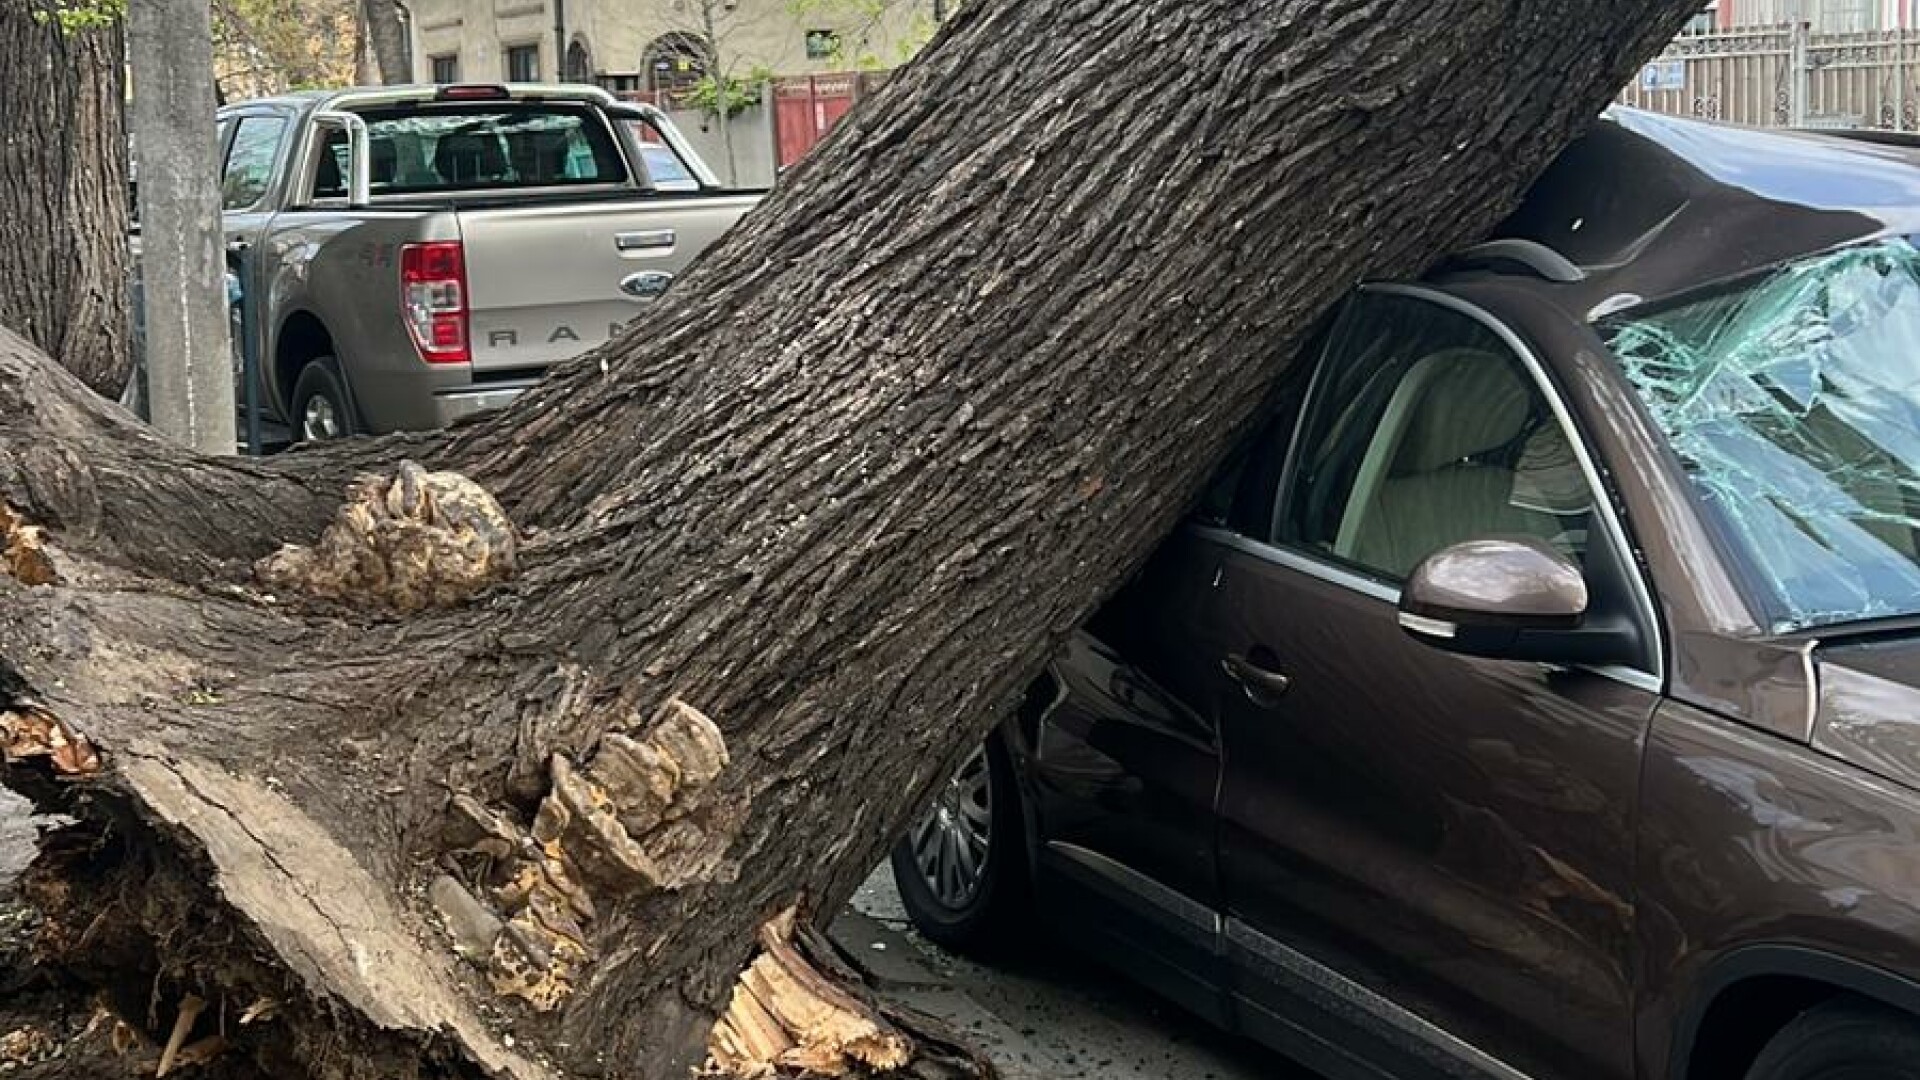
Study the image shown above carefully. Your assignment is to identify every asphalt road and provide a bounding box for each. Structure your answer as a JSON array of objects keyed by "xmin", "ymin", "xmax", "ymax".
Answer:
[{"xmin": 834, "ymin": 868, "xmax": 1309, "ymax": 1080}]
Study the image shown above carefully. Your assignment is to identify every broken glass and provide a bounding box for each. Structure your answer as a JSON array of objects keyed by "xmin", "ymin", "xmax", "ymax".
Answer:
[{"xmin": 1602, "ymin": 238, "xmax": 1920, "ymax": 632}]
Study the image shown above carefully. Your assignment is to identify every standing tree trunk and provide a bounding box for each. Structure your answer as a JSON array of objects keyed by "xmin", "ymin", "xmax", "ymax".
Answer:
[
  {"xmin": 360, "ymin": 0, "xmax": 410, "ymax": 83},
  {"xmin": 0, "ymin": 1, "xmax": 1698, "ymax": 1078},
  {"xmin": 0, "ymin": 3, "xmax": 129, "ymax": 398}
]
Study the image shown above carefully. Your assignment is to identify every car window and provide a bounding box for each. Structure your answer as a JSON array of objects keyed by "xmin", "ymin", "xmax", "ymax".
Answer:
[
  {"xmin": 1603, "ymin": 237, "xmax": 1920, "ymax": 631},
  {"xmin": 621, "ymin": 118, "xmax": 701, "ymax": 191},
  {"xmin": 222, "ymin": 115, "xmax": 286, "ymax": 210},
  {"xmin": 327, "ymin": 103, "xmax": 628, "ymax": 196},
  {"xmin": 1277, "ymin": 293, "xmax": 1594, "ymax": 581}
]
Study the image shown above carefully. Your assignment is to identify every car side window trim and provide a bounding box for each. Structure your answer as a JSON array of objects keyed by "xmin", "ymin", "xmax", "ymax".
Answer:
[
  {"xmin": 1263, "ymin": 299, "xmax": 1355, "ymax": 545},
  {"xmin": 1215, "ymin": 283, "xmax": 1666, "ymax": 692}
]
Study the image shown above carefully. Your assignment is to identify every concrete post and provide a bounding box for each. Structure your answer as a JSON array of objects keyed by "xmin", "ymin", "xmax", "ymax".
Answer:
[{"xmin": 127, "ymin": 0, "xmax": 234, "ymax": 456}]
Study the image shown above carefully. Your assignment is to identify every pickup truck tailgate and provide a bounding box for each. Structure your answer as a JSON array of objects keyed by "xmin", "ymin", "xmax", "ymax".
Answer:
[{"xmin": 460, "ymin": 194, "xmax": 758, "ymax": 372}]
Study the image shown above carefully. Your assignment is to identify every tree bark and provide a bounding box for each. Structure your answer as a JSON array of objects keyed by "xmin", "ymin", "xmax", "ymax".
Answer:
[
  {"xmin": 360, "ymin": 0, "xmax": 410, "ymax": 83},
  {"xmin": 0, "ymin": 4, "xmax": 129, "ymax": 399},
  {"xmin": 1, "ymin": 1, "xmax": 1699, "ymax": 1078}
]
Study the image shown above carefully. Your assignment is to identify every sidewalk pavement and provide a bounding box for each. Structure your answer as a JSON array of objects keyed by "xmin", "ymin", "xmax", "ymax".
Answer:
[
  {"xmin": 830, "ymin": 871, "xmax": 1301, "ymax": 1080},
  {"xmin": 4, "ymin": 789, "xmax": 1297, "ymax": 1080}
]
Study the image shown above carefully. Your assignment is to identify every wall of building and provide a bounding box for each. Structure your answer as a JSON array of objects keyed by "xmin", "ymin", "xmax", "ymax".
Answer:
[
  {"xmin": 408, "ymin": 0, "xmax": 941, "ymax": 88},
  {"xmin": 1712, "ymin": 0, "xmax": 1909, "ymax": 30},
  {"xmin": 663, "ymin": 102, "xmax": 779, "ymax": 187}
]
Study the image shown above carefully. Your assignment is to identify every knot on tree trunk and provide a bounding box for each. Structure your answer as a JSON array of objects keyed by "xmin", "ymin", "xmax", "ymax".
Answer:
[
  {"xmin": 1, "ymin": 503, "xmax": 53, "ymax": 586},
  {"xmin": 255, "ymin": 461, "xmax": 516, "ymax": 613},
  {"xmin": 433, "ymin": 698, "xmax": 741, "ymax": 1012}
]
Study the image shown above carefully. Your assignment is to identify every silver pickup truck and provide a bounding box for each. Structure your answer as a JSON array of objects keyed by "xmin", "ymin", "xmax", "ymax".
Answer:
[{"xmin": 194, "ymin": 83, "xmax": 760, "ymax": 440}]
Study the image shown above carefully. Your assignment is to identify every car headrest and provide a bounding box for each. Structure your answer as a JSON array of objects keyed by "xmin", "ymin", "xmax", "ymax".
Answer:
[{"xmin": 1393, "ymin": 350, "xmax": 1533, "ymax": 474}]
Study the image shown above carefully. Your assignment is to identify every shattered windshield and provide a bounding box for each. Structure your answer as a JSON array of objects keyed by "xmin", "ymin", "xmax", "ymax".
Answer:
[{"xmin": 1602, "ymin": 238, "xmax": 1920, "ymax": 633}]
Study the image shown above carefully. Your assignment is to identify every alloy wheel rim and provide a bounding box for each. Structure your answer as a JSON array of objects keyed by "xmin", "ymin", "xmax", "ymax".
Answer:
[
  {"xmin": 910, "ymin": 748, "xmax": 992, "ymax": 910},
  {"xmin": 302, "ymin": 395, "xmax": 340, "ymax": 440}
]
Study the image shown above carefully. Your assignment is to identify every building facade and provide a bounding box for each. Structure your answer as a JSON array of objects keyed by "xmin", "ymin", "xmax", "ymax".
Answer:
[
  {"xmin": 404, "ymin": 0, "xmax": 939, "ymax": 91},
  {"xmin": 1700, "ymin": 0, "xmax": 1911, "ymax": 31}
]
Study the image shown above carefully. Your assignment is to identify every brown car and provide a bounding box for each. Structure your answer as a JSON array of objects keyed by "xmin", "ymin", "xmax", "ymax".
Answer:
[{"xmin": 891, "ymin": 109, "xmax": 1920, "ymax": 1080}]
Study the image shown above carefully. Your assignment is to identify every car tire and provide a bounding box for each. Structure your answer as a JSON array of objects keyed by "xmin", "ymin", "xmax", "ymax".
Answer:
[
  {"xmin": 1747, "ymin": 1000, "xmax": 1920, "ymax": 1080},
  {"xmin": 289, "ymin": 356, "xmax": 360, "ymax": 442},
  {"xmin": 888, "ymin": 731, "xmax": 1030, "ymax": 954}
]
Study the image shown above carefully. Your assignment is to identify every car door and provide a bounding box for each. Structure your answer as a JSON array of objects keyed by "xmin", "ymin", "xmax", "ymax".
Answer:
[
  {"xmin": 1026, "ymin": 368, "xmax": 1315, "ymax": 1027},
  {"xmin": 219, "ymin": 108, "xmax": 293, "ymax": 416},
  {"xmin": 1027, "ymin": 516, "xmax": 1242, "ymax": 1023},
  {"xmin": 1213, "ymin": 287, "xmax": 1661, "ymax": 1080}
]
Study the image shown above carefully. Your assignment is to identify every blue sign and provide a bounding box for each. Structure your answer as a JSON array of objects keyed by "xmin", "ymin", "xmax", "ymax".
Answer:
[{"xmin": 1640, "ymin": 59, "xmax": 1687, "ymax": 92}]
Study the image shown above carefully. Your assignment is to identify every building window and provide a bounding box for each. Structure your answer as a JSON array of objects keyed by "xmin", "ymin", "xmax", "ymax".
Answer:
[
  {"xmin": 1680, "ymin": 1, "xmax": 1716, "ymax": 33},
  {"xmin": 598, "ymin": 73, "xmax": 643, "ymax": 96},
  {"xmin": 566, "ymin": 40, "xmax": 593, "ymax": 82},
  {"xmin": 804, "ymin": 29, "xmax": 842, "ymax": 60},
  {"xmin": 506, "ymin": 44, "xmax": 540, "ymax": 82},
  {"xmin": 431, "ymin": 54, "xmax": 459, "ymax": 83}
]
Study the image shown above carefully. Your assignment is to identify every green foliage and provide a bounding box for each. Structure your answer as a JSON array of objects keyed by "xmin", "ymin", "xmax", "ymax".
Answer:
[
  {"xmin": 783, "ymin": 0, "xmax": 947, "ymax": 69},
  {"xmin": 211, "ymin": 0, "xmax": 357, "ymax": 98},
  {"xmin": 35, "ymin": 0, "xmax": 124, "ymax": 33},
  {"xmin": 686, "ymin": 65, "xmax": 773, "ymax": 118}
]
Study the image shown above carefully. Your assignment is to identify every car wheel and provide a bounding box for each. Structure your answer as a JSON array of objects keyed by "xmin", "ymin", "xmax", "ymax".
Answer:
[
  {"xmin": 1747, "ymin": 1000, "xmax": 1920, "ymax": 1080},
  {"xmin": 289, "ymin": 356, "xmax": 360, "ymax": 442},
  {"xmin": 888, "ymin": 731, "xmax": 1030, "ymax": 953}
]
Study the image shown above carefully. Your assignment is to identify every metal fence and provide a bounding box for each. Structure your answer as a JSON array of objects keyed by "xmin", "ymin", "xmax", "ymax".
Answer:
[{"xmin": 1620, "ymin": 25, "xmax": 1920, "ymax": 130}]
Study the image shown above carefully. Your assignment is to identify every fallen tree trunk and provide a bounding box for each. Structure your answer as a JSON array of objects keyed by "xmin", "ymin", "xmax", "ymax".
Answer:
[{"xmin": 0, "ymin": 0, "xmax": 1699, "ymax": 1076}]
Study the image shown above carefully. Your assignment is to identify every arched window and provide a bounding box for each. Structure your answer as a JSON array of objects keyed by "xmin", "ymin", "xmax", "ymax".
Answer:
[
  {"xmin": 566, "ymin": 39, "xmax": 593, "ymax": 82},
  {"xmin": 643, "ymin": 32, "xmax": 711, "ymax": 95}
]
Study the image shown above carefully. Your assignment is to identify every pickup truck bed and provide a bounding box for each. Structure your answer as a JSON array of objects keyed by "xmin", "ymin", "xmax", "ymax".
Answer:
[{"xmin": 149, "ymin": 83, "xmax": 763, "ymax": 441}]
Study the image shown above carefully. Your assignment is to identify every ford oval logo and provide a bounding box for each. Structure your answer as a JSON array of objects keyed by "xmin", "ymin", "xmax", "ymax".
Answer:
[{"xmin": 620, "ymin": 271, "xmax": 675, "ymax": 301}]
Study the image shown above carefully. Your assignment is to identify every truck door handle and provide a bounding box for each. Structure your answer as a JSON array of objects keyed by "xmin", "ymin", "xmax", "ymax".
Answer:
[
  {"xmin": 1222, "ymin": 652, "xmax": 1291, "ymax": 707},
  {"xmin": 615, "ymin": 229, "xmax": 676, "ymax": 252}
]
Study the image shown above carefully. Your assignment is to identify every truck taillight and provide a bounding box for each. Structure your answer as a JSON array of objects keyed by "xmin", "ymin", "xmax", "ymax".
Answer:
[{"xmin": 400, "ymin": 241, "xmax": 470, "ymax": 365}]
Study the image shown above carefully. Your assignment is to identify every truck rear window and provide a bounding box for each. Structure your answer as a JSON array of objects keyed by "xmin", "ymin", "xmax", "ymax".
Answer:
[{"xmin": 316, "ymin": 102, "xmax": 628, "ymax": 196}]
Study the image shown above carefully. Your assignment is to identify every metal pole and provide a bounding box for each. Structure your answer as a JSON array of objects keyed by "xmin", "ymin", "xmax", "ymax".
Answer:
[
  {"xmin": 553, "ymin": 0, "xmax": 566, "ymax": 80},
  {"xmin": 1791, "ymin": 1, "xmax": 1812, "ymax": 126},
  {"xmin": 1899, "ymin": 18, "xmax": 1910, "ymax": 130},
  {"xmin": 128, "ymin": 0, "xmax": 235, "ymax": 456}
]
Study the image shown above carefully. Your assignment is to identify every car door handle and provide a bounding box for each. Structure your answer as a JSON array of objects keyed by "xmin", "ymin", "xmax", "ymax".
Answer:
[
  {"xmin": 1222, "ymin": 652, "xmax": 1291, "ymax": 707},
  {"xmin": 226, "ymin": 238, "xmax": 251, "ymax": 255},
  {"xmin": 615, "ymin": 229, "xmax": 676, "ymax": 252}
]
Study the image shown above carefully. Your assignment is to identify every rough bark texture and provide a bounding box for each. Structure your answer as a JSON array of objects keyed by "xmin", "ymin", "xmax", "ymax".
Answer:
[
  {"xmin": 1, "ymin": 1, "xmax": 1700, "ymax": 1077},
  {"xmin": 360, "ymin": 0, "xmax": 410, "ymax": 84},
  {"xmin": 0, "ymin": 3, "xmax": 129, "ymax": 398}
]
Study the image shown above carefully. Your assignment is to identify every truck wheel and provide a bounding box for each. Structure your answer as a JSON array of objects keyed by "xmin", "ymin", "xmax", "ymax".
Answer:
[
  {"xmin": 1747, "ymin": 999, "xmax": 1920, "ymax": 1079},
  {"xmin": 290, "ymin": 357, "xmax": 360, "ymax": 442}
]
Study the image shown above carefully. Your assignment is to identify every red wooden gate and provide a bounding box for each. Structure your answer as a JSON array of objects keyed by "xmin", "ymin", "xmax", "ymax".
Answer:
[{"xmin": 774, "ymin": 73, "xmax": 880, "ymax": 167}]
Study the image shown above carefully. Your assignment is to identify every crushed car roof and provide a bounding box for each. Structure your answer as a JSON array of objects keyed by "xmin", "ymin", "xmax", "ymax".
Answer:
[{"xmin": 1479, "ymin": 107, "xmax": 1920, "ymax": 317}]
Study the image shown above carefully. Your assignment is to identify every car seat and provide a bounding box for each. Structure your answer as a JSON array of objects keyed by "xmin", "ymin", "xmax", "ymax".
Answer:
[{"xmin": 1338, "ymin": 350, "xmax": 1570, "ymax": 578}]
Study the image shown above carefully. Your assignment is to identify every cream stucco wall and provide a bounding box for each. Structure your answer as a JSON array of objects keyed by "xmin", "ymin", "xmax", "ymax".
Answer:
[{"xmin": 407, "ymin": 0, "xmax": 939, "ymax": 86}]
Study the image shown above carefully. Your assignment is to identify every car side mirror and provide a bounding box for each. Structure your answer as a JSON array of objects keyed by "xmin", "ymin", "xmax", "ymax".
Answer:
[{"xmin": 1398, "ymin": 537, "xmax": 1636, "ymax": 667}]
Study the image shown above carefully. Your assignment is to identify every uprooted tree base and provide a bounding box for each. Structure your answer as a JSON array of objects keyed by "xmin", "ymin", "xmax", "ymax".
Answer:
[
  {"xmin": 2, "ymin": 814, "xmax": 988, "ymax": 1080},
  {"xmin": 0, "ymin": 0, "xmax": 1703, "ymax": 1076}
]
